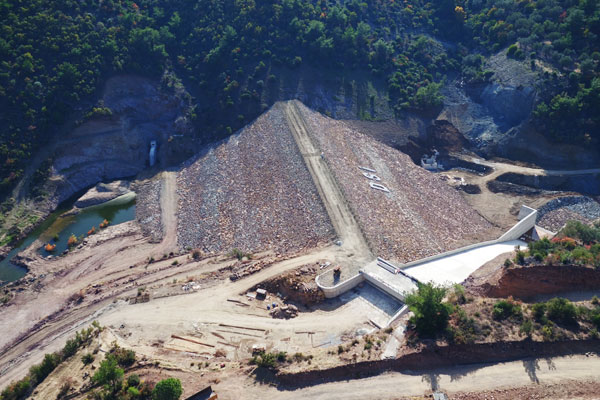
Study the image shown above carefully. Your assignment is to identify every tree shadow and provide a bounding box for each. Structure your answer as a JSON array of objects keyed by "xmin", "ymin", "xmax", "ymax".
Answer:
[{"xmin": 522, "ymin": 358, "xmax": 540, "ymax": 383}]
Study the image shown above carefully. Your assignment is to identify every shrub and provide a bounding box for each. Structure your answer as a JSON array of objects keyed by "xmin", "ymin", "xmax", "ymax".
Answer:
[
  {"xmin": 520, "ymin": 319, "xmax": 533, "ymax": 337},
  {"xmin": 128, "ymin": 386, "xmax": 141, "ymax": 397},
  {"xmin": 92, "ymin": 355, "xmax": 124, "ymax": 392},
  {"xmin": 30, "ymin": 353, "xmax": 60, "ymax": 384},
  {"xmin": 514, "ymin": 250, "xmax": 526, "ymax": 265},
  {"xmin": 532, "ymin": 303, "xmax": 547, "ymax": 323},
  {"xmin": 541, "ymin": 322, "xmax": 555, "ymax": 341},
  {"xmin": 251, "ymin": 352, "xmax": 277, "ymax": 369},
  {"xmin": 127, "ymin": 374, "xmax": 141, "ymax": 388},
  {"xmin": 546, "ymin": 297, "xmax": 577, "ymax": 325},
  {"xmin": 62, "ymin": 338, "xmax": 80, "ymax": 358},
  {"xmin": 404, "ymin": 283, "xmax": 451, "ymax": 338},
  {"xmin": 492, "ymin": 300, "xmax": 522, "ymax": 320},
  {"xmin": 67, "ymin": 234, "xmax": 78, "ymax": 248},
  {"xmin": 152, "ymin": 378, "xmax": 182, "ymax": 400},
  {"xmin": 504, "ymin": 258, "xmax": 513, "ymax": 267},
  {"xmin": 112, "ymin": 347, "xmax": 136, "ymax": 367},
  {"xmin": 1, "ymin": 376, "xmax": 31, "ymax": 400},
  {"xmin": 81, "ymin": 353, "xmax": 94, "ymax": 365}
]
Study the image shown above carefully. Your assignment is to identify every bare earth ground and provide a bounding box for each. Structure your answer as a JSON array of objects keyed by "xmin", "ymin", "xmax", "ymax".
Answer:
[
  {"xmin": 3, "ymin": 101, "xmax": 600, "ymax": 399},
  {"xmin": 446, "ymin": 153, "xmax": 600, "ymax": 230}
]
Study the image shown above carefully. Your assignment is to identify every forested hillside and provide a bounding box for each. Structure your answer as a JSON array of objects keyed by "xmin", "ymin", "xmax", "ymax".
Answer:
[{"xmin": 0, "ymin": 0, "xmax": 598, "ymax": 198}]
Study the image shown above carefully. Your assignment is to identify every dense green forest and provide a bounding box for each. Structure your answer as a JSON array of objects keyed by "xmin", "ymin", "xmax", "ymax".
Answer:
[{"xmin": 0, "ymin": 0, "xmax": 599, "ymax": 198}]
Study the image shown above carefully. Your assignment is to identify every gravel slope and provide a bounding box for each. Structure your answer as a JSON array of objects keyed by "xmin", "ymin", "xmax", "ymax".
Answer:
[
  {"xmin": 296, "ymin": 102, "xmax": 495, "ymax": 263},
  {"xmin": 177, "ymin": 105, "xmax": 334, "ymax": 254}
]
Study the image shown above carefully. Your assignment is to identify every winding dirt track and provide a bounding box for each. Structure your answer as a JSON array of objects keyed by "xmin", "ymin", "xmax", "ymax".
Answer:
[{"xmin": 0, "ymin": 171, "xmax": 179, "ymax": 387}]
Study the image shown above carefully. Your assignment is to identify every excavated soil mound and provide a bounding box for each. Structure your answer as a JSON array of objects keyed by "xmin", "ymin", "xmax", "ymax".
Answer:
[
  {"xmin": 467, "ymin": 263, "xmax": 600, "ymax": 300},
  {"xmin": 177, "ymin": 105, "xmax": 334, "ymax": 254},
  {"xmin": 296, "ymin": 103, "xmax": 496, "ymax": 263}
]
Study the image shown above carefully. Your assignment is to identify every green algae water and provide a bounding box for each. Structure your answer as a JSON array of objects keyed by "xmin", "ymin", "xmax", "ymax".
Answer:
[{"xmin": 0, "ymin": 194, "xmax": 136, "ymax": 283}]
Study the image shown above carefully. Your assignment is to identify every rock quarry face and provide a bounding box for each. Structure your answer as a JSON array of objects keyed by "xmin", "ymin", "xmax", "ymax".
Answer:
[
  {"xmin": 440, "ymin": 51, "xmax": 599, "ymax": 168},
  {"xmin": 47, "ymin": 75, "xmax": 192, "ymax": 205}
]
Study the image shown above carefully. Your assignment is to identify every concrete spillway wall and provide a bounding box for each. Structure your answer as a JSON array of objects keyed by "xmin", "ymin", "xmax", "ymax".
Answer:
[
  {"xmin": 316, "ymin": 205, "xmax": 539, "ymax": 299},
  {"xmin": 316, "ymin": 272, "xmax": 365, "ymax": 298}
]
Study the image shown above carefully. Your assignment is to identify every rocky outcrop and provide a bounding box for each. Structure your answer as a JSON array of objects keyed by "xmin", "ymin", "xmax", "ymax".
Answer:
[
  {"xmin": 73, "ymin": 180, "xmax": 131, "ymax": 208},
  {"xmin": 46, "ymin": 74, "xmax": 195, "ymax": 206},
  {"xmin": 470, "ymin": 264, "xmax": 600, "ymax": 300}
]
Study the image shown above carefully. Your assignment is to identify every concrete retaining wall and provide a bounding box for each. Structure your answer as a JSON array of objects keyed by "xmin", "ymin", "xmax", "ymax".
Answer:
[
  {"xmin": 499, "ymin": 208, "xmax": 537, "ymax": 242},
  {"xmin": 362, "ymin": 272, "xmax": 408, "ymax": 301},
  {"xmin": 316, "ymin": 272, "xmax": 364, "ymax": 298},
  {"xmin": 400, "ymin": 239, "xmax": 499, "ymax": 270},
  {"xmin": 315, "ymin": 204, "xmax": 539, "ymax": 299}
]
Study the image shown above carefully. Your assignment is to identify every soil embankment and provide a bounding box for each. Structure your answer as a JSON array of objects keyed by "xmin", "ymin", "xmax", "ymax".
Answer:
[
  {"xmin": 468, "ymin": 263, "xmax": 600, "ymax": 300},
  {"xmin": 276, "ymin": 339, "xmax": 600, "ymax": 388}
]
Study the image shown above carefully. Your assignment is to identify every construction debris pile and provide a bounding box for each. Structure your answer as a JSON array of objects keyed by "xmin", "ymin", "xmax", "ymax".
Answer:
[
  {"xmin": 132, "ymin": 179, "xmax": 163, "ymax": 243},
  {"xmin": 177, "ymin": 106, "xmax": 334, "ymax": 255},
  {"xmin": 297, "ymin": 102, "xmax": 495, "ymax": 263},
  {"xmin": 270, "ymin": 304, "xmax": 299, "ymax": 319},
  {"xmin": 537, "ymin": 196, "xmax": 600, "ymax": 232}
]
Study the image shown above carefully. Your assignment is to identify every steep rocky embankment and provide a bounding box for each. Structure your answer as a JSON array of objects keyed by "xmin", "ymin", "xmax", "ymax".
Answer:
[
  {"xmin": 176, "ymin": 103, "xmax": 334, "ymax": 255},
  {"xmin": 439, "ymin": 51, "xmax": 599, "ymax": 169},
  {"xmin": 45, "ymin": 75, "xmax": 194, "ymax": 207},
  {"xmin": 469, "ymin": 264, "xmax": 600, "ymax": 300}
]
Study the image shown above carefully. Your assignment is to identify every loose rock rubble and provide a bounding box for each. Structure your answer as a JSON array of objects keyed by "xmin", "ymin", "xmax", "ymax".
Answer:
[
  {"xmin": 270, "ymin": 304, "xmax": 298, "ymax": 319},
  {"xmin": 296, "ymin": 102, "xmax": 495, "ymax": 263},
  {"xmin": 177, "ymin": 105, "xmax": 334, "ymax": 255},
  {"xmin": 537, "ymin": 196, "xmax": 600, "ymax": 232},
  {"xmin": 133, "ymin": 179, "xmax": 163, "ymax": 243}
]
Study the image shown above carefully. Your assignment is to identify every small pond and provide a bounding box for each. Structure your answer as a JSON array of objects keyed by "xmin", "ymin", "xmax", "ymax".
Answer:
[{"xmin": 0, "ymin": 195, "xmax": 136, "ymax": 283}]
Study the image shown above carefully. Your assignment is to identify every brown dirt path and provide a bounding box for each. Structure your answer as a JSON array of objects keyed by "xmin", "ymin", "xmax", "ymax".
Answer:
[{"xmin": 284, "ymin": 101, "xmax": 372, "ymax": 266}]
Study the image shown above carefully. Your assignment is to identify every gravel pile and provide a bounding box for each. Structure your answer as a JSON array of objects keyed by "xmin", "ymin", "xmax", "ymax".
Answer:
[
  {"xmin": 296, "ymin": 102, "xmax": 495, "ymax": 263},
  {"xmin": 537, "ymin": 196, "xmax": 600, "ymax": 232},
  {"xmin": 132, "ymin": 179, "xmax": 163, "ymax": 243},
  {"xmin": 176, "ymin": 106, "xmax": 334, "ymax": 255}
]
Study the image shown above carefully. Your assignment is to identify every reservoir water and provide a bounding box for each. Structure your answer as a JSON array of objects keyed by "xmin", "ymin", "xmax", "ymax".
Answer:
[{"xmin": 0, "ymin": 195, "xmax": 135, "ymax": 283}]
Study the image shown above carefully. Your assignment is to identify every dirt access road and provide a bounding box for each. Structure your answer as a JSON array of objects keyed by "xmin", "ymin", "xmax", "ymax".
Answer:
[
  {"xmin": 0, "ymin": 170, "xmax": 179, "ymax": 387},
  {"xmin": 443, "ymin": 153, "xmax": 600, "ymax": 229},
  {"xmin": 456, "ymin": 154, "xmax": 600, "ymax": 177},
  {"xmin": 283, "ymin": 101, "xmax": 372, "ymax": 266},
  {"xmin": 234, "ymin": 354, "xmax": 600, "ymax": 399}
]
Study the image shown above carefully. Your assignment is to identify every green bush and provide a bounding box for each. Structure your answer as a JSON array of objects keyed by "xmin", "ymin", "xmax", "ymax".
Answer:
[
  {"xmin": 112, "ymin": 347, "xmax": 136, "ymax": 367},
  {"xmin": 520, "ymin": 319, "xmax": 533, "ymax": 337},
  {"xmin": 0, "ymin": 376, "xmax": 31, "ymax": 400},
  {"xmin": 127, "ymin": 374, "xmax": 141, "ymax": 388},
  {"xmin": 492, "ymin": 300, "xmax": 522, "ymax": 320},
  {"xmin": 81, "ymin": 353, "xmax": 95, "ymax": 365},
  {"xmin": 405, "ymin": 283, "xmax": 451, "ymax": 338},
  {"xmin": 92, "ymin": 355, "xmax": 124, "ymax": 392},
  {"xmin": 152, "ymin": 378, "xmax": 182, "ymax": 400},
  {"xmin": 29, "ymin": 353, "xmax": 60, "ymax": 384},
  {"xmin": 546, "ymin": 297, "xmax": 577, "ymax": 325},
  {"xmin": 532, "ymin": 303, "xmax": 547, "ymax": 323}
]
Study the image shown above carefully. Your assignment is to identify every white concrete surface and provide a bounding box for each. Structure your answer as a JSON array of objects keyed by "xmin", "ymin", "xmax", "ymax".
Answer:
[
  {"xmin": 403, "ymin": 239, "xmax": 526, "ymax": 286},
  {"xmin": 361, "ymin": 261, "xmax": 417, "ymax": 301}
]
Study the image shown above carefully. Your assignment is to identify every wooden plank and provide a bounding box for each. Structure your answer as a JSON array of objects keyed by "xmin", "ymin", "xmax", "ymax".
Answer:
[{"xmin": 171, "ymin": 334, "xmax": 215, "ymax": 348}]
